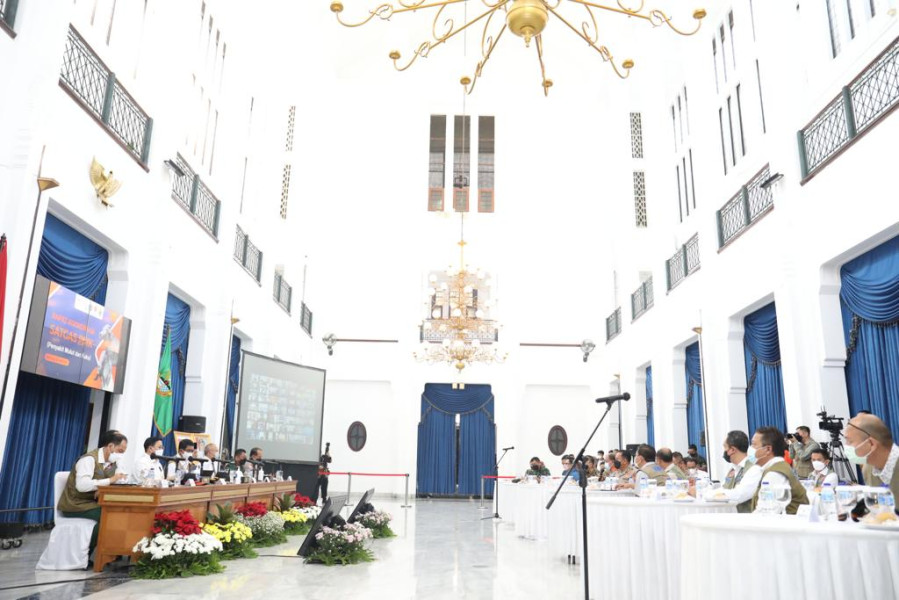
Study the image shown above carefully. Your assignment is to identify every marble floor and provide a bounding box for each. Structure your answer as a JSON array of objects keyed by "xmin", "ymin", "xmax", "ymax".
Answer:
[{"xmin": 0, "ymin": 499, "xmax": 583, "ymax": 599}]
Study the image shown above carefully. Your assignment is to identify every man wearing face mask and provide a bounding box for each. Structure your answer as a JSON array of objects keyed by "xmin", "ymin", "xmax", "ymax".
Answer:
[
  {"xmin": 808, "ymin": 447, "xmax": 838, "ymax": 489},
  {"xmin": 614, "ymin": 450, "xmax": 638, "ymax": 487},
  {"xmin": 58, "ymin": 430, "xmax": 129, "ymax": 559},
  {"xmin": 844, "ymin": 413, "xmax": 899, "ymax": 500},
  {"xmin": 749, "ymin": 427, "xmax": 809, "ymax": 514},
  {"xmin": 167, "ymin": 439, "xmax": 198, "ymax": 481},
  {"xmin": 134, "ymin": 436, "xmax": 165, "ymax": 484},
  {"xmin": 622, "ymin": 445, "xmax": 667, "ymax": 489},
  {"xmin": 525, "ymin": 456, "xmax": 551, "ymax": 477},
  {"xmin": 657, "ymin": 448, "xmax": 686, "ymax": 480},
  {"xmin": 789, "ymin": 426, "xmax": 820, "ymax": 479},
  {"xmin": 698, "ymin": 431, "xmax": 760, "ymax": 512}
]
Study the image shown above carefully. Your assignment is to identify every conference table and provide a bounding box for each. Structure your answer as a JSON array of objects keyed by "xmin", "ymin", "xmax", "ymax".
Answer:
[
  {"xmin": 95, "ymin": 481, "xmax": 296, "ymax": 572},
  {"xmin": 680, "ymin": 513, "xmax": 899, "ymax": 600}
]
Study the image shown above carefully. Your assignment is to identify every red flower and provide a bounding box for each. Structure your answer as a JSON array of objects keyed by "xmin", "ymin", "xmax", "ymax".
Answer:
[
  {"xmin": 235, "ymin": 501, "xmax": 268, "ymax": 518},
  {"xmin": 151, "ymin": 509, "xmax": 201, "ymax": 536},
  {"xmin": 293, "ymin": 494, "xmax": 314, "ymax": 508}
]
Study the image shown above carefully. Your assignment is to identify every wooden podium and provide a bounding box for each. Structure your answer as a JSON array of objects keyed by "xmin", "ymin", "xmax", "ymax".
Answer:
[{"xmin": 95, "ymin": 481, "xmax": 296, "ymax": 572}]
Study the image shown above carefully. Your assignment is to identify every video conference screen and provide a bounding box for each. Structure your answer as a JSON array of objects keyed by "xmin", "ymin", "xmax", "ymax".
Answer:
[
  {"xmin": 235, "ymin": 351, "xmax": 326, "ymax": 464},
  {"xmin": 21, "ymin": 275, "xmax": 131, "ymax": 393}
]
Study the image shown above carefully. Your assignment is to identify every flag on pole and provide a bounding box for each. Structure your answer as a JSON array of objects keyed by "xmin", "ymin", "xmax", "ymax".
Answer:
[{"xmin": 153, "ymin": 327, "xmax": 173, "ymax": 437}]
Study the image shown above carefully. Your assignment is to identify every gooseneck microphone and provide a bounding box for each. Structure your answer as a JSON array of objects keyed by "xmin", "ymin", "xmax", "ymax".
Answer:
[{"xmin": 595, "ymin": 392, "xmax": 631, "ymax": 404}]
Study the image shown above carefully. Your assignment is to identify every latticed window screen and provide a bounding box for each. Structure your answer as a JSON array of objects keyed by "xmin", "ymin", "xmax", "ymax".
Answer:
[
  {"xmin": 630, "ymin": 112, "xmax": 644, "ymax": 159},
  {"xmin": 633, "ymin": 171, "xmax": 647, "ymax": 227},
  {"xmin": 285, "ymin": 105, "xmax": 296, "ymax": 152},
  {"xmin": 280, "ymin": 164, "xmax": 291, "ymax": 219},
  {"xmin": 428, "ymin": 115, "xmax": 446, "ymax": 211},
  {"xmin": 452, "ymin": 115, "xmax": 471, "ymax": 212},
  {"xmin": 478, "ymin": 116, "xmax": 495, "ymax": 212}
]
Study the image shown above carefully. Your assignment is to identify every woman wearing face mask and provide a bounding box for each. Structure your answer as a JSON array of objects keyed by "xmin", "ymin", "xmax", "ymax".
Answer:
[
  {"xmin": 134, "ymin": 436, "xmax": 165, "ymax": 484},
  {"xmin": 808, "ymin": 448, "xmax": 838, "ymax": 489}
]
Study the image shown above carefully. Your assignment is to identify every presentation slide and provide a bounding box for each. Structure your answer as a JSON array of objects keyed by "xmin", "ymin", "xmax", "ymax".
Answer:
[
  {"xmin": 236, "ymin": 352, "xmax": 326, "ymax": 464},
  {"xmin": 23, "ymin": 277, "xmax": 131, "ymax": 393}
]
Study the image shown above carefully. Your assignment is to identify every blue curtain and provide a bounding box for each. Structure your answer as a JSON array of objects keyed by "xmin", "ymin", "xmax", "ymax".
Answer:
[
  {"xmin": 416, "ymin": 383, "xmax": 495, "ymax": 496},
  {"xmin": 224, "ymin": 336, "xmax": 241, "ymax": 453},
  {"xmin": 744, "ymin": 303, "xmax": 788, "ymax": 435},
  {"xmin": 685, "ymin": 342, "xmax": 705, "ymax": 451},
  {"xmin": 646, "ymin": 366, "xmax": 655, "ymax": 447},
  {"xmin": 0, "ymin": 214, "xmax": 108, "ymax": 524},
  {"xmin": 840, "ymin": 235, "xmax": 899, "ymax": 440},
  {"xmin": 156, "ymin": 294, "xmax": 191, "ymax": 455}
]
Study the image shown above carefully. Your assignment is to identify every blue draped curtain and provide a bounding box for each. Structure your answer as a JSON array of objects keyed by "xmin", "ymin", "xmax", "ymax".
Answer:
[
  {"xmin": 685, "ymin": 342, "xmax": 705, "ymax": 451},
  {"xmin": 156, "ymin": 294, "xmax": 191, "ymax": 455},
  {"xmin": 840, "ymin": 235, "xmax": 899, "ymax": 440},
  {"xmin": 0, "ymin": 214, "xmax": 108, "ymax": 524},
  {"xmin": 224, "ymin": 336, "xmax": 241, "ymax": 453},
  {"xmin": 646, "ymin": 366, "xmax": 655, "ymax": 447},
  {"xmin": 416, "ymin": 384, "xmax": 495, "ymax": 496},
  {"xmin": 744, "ymin": 303, "xmax": 788, "ymax": 435}
]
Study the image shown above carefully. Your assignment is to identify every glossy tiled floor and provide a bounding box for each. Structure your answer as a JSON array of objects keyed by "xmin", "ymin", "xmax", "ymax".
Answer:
[{"xmin": 0, "ymin": 499, "xmax": 582, "ymax": 599}]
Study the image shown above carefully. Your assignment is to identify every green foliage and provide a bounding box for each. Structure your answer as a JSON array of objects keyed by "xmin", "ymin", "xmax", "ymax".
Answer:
[{"xmin": 132, "ymin": 551, "xmax": 224, "ymax": 579}]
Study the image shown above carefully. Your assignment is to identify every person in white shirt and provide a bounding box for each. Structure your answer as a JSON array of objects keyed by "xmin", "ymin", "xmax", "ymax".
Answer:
[
  {"xmin": 697, "ymin": 430, "xmax": 761, "ymax": 512},
  {"xmin": 167, "ymin": 439, "xmax": 199, "ymax": 481},
  {"xmin": 685, "ymin": 456, "xmax": 710, "ymax": 481},
  {"xmin": 134, "ymin": 436, "xmax": 165, "ymax": 484},
  {"xmin": 749, "ymin": 426, "xmax": 809, "ymax": 514},
  {"xmin": 809, "ymin": 447, "xmax": 839, "ymax": 488}
]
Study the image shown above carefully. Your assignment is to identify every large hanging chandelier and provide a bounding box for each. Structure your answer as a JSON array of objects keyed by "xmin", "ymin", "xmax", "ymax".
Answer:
[
  {"xmin": 330, "ymin": 1, "xmax": 706, "ymax": 95},
  {"xmin": 414, "ymin": 226, "xmax": 506, "ymax": 373}
]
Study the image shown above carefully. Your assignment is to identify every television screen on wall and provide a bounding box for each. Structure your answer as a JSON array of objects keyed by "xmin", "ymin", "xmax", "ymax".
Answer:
[{"xmin": 20, "ymin": 275, "xmax": 132, "ymax": 394}]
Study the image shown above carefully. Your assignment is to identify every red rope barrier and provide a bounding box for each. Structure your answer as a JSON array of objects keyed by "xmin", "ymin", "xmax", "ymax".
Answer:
[{"xmin": 324, "ymin": 471, "xmax": 409, "ymax": 477}]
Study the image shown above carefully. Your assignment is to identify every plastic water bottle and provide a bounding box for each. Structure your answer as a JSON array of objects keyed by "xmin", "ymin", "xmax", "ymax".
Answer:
[
  {"xmin": 758, "ymin": 481, "xmax": 776, "ymax": 514},
  {"xmin": 819, "ymin": 483, "xmax": 838, "ymax": 522},
  {"xmin": 638, "ymin": 476, "xmax": 650, "ymax": 498},
  {"xmin": 877, "ymin": 485, "xmax": 896, "ymax": 516},
  {"xmin": 695, "ymin": 478, "xmax": 709, "ymax": 500},
  {"xmin": 665, "ymin": 478, "xmax": 675, "ymax": 498}
]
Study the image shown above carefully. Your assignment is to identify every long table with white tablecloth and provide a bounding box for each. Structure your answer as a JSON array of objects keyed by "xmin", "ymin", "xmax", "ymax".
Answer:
[{"xmin": 680, "ymin": 513, "xmax": 899, "ymax": 600}]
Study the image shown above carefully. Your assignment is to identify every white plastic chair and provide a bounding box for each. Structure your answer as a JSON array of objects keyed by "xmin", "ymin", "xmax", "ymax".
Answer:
[{"xmin": 36, "ymin": 472, "xmax": 96, "ymax": 570}]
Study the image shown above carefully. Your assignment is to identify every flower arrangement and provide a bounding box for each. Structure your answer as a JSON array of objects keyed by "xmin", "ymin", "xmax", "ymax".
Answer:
[
  {"xmin": 204, "ymin": 504, "xmax": 256, "ymax": 560},
  {"xmin": 293, "ymin": 493, "xmax": 315, "ymax": 508},
  {"xmin": 357, "ymin": 510, "xmax": 395, "ymax": 539},
  {"xmin": 279, "ymin": 508, "xmax": 311, "ymax": 535},
  {"xmin": 234, "ymin": 505, "xmax": 287, "ymax": 547},
  {"xmin": 304, "ymin": 522, "xmax": 374, "ymax": 566},
  {"xmin": 132, "ymin": 510, "xmax": 224, "ymax": 579}
]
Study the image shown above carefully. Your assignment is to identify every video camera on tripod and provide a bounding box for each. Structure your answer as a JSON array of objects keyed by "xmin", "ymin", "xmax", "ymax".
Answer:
[
  {"xmin": 816, "ymin": 409, "xmax": 857, "ymax": 484},
  {"xmin": 817, "ymin": 410, "xmax": 845, "ymax": 435}
]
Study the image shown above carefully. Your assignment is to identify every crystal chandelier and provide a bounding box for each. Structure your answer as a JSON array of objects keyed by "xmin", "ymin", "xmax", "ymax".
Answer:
[
  {"xmin": 330, "ymin": 0, "xmax": 706, "ymax": 95},
  {"xmin": 414, "ymin": 227, "xmax": 506, "ymax": 373}
]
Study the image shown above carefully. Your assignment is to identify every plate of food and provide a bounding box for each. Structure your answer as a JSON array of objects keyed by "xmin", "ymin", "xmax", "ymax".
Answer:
[
  {"xmin": 861, "ymin": 512, "xmax": 899, "ymax": 531},
  {"xmin": 672, "ymin": 495, "xmax": 694, "ymax": 503}
]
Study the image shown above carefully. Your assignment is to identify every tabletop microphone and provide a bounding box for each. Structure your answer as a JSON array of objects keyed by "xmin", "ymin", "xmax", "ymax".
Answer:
[
  {"xmin": 157, "ymin": 455, "xmax": 182, "ymax": 462},
  {"xmin": 595, "ymin": 392, "xmax": 631, "ymax": 404},
  {"xmin": 502, "ymin": 446, "xmax": 515, "ymax": 451}
]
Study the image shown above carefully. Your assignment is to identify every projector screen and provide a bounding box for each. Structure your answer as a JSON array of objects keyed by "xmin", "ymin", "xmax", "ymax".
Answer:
[{"xmin": 235, "ymin": 352, "xmax": 326, "ymax": 464}]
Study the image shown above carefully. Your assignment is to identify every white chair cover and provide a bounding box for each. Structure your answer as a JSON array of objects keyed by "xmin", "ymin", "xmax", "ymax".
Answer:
[{"xmin": 36, "ymin": 472, "xmax": 96, "ymax": 570}]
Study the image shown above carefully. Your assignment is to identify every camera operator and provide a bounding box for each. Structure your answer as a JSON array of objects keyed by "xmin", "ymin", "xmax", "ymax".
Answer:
[
  {"xmin": 313, "ymin": 442, "xmax": 332, "ymax": 504},
  {"xmin": 788, "ymin": 426, "xmax": 820, "ymax": 479}
]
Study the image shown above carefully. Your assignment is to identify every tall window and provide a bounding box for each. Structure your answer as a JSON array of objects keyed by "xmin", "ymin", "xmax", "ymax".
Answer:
[
  {"xmin": 826, "ymin": 0, "xmax": 878, "ymax": 59},
  {"xmin": 428, "ymin": 115, "xmax": 446, "ymax": 211},
  {"xmin": 671, "ymin": 89, "xmax": 695, "ymax": 222},
  {"xmin": 630, "ymin": 112, "xmax": 644, "ymax": 158},
  {"xmin": 477, "ymin": 116, "xmax": 495, "ymax": 212},
  {"xmin": 453, "ymin": 115, "xmax": 471, "ymax": 212},
  {"xmin": 285, "ymin": 105, "xmax": 296, "ymax": 152}
]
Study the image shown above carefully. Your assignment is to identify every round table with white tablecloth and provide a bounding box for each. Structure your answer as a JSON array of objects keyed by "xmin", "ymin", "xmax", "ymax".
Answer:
[
  {"xmin": 679, "ymin": 513, "xmax": 899, "ymax": 600},
  {"xmin": 584, "ymin": 496, "xmax": 737, "ymax": 600}
]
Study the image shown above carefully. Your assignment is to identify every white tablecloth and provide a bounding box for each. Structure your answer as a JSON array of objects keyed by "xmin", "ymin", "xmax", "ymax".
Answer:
[
  {"xmin": 680, "ymin": 513, "xmax": 899, "ymax": 600},
  {"xmin": 585, "ymin": 496, "xmax": 736, "ymax": 600},
  {"xmin": 546, "ymin": 488, "xmax": 633, "ymax": 561}
]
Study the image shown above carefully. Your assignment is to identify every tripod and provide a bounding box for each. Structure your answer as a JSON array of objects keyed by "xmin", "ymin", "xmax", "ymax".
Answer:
[
  {"xmin": 826, "ymin": 434, "xmax": 857, "ymax": 484},
  {"xmin": 482, "ymin": 447, "xmax": 511, "ymax": 520},
  {"xmin": 547, "ymin": 400, "xmax": 617, "ymax": 600}
]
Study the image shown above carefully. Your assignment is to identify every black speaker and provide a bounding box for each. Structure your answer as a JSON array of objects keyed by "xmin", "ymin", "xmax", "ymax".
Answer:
[{"xmin": 179, "ymin": 415, "xmax": 206, "ymax": 433}]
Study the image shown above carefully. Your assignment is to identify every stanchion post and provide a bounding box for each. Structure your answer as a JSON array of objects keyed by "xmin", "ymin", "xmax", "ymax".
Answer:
[
  {"xmin": 479, "ymin": 477, "xmax": 487, "ymax": 509},
  {"xmin": 345, "ymin": 472, "xmax": 353, "ymax": 506},
  {"xmin": 401, "ymin": 473, "xmax": 412, "ymax": 508}
]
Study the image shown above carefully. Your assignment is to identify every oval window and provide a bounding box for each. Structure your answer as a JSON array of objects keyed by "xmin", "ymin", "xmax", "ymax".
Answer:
[
  {"xmin": 548, "ymin": 425, "xmax": 568, "ymax": 456},
  {"xmin": 347, "ymin": 421, "xmax": 367, "ymax": 452}
]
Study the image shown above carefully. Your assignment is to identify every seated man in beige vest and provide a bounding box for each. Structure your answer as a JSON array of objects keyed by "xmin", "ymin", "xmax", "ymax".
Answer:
[
  {"xmin": 58, "ymin": 430, "xmax": 129, "ymax": 560},
  {"xmin": 749, "ymin": 426, "xmax": 808, "ymax": 515},
  {"xmin": 627, "ymin": 445, "xmax": 668, "ymax": 489},
  {"xmin": 695, "ymin": 430, "xmax": 761, "ymax": 512},
  {"xmin": 657, "ymin": 447, "xmax": 686, "ymax": 480},
  {"xmin": 844, "ymin": 413, "xmax": 899, "ymax": 501}
]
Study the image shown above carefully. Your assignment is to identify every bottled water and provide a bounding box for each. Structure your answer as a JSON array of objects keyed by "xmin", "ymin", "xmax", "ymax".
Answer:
[
  {"xmin": 638, "ymin": 476, "xmax": 650, "ymax": 498},
  {"xmin": 695, "ymin": 478, "xmax": 709, "ymax": 499},
  {"xmin": 877, "ymin": 485, "xmax": 896, "ymax": 516},
  {"xmin": 665, "ymin": 478, "xmax": 675, "ymax": 499},
  {"xmin": 819, "ymin": 483, "xmax": 838, "ymax": 522},
  {"xmin": 758, "ymin": 481, "xmax": 776, "ymax": 514}
]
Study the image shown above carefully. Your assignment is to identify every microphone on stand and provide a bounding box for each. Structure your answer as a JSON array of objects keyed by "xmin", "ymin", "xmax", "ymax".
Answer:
[
  {"xmin": 502, "ymin": 446, "xmax": 515, "ymax": 451},
  {"xmin": 595, "ymin": 392, "xmax": 631, "ymax": 404}
]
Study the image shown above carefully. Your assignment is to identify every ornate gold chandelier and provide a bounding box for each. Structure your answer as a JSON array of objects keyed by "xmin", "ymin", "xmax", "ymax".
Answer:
[
  {"xmin": 330, "ymin": 0, "xmax": 706, "ymax": 95},
  {"xmin": 414, "ymin": 230, "xmax": 506, "ymax": 373}
]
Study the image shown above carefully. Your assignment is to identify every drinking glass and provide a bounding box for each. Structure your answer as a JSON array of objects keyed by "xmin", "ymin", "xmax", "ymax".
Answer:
[
  {"xmin": 773, "ymin": 484, "xmax": 792, "ymax": 514},
  {"xmin": 863, "ymin": 487, "xmax": 882, "ymax": 516},
  {"xmin": 836, "ymin": 486, "xmax": 858, "ymax": 518}
]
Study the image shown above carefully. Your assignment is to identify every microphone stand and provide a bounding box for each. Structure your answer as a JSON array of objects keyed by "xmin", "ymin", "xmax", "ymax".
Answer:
[
  {"xmin": 546, "ymin": 400, "xmax": 616, "ymax": 600},
  {"xmin": 482, "ymin": 447, "xmax": 511, "ymax": 520}
]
